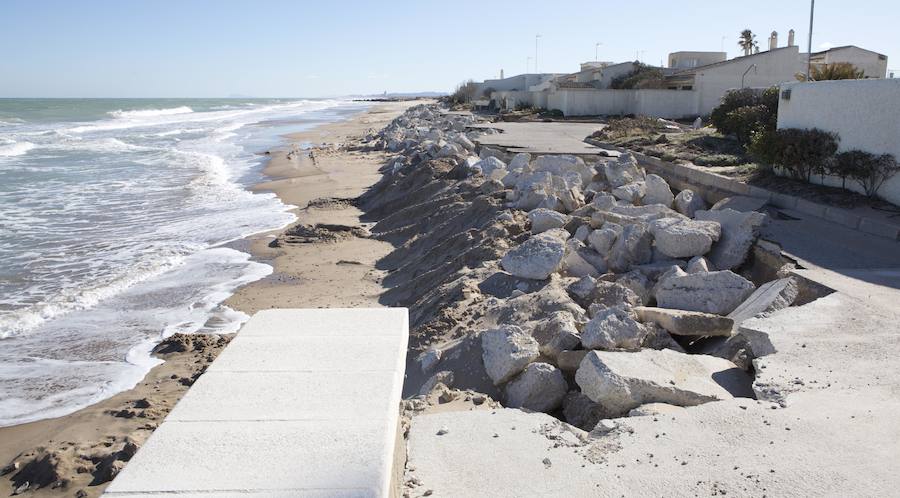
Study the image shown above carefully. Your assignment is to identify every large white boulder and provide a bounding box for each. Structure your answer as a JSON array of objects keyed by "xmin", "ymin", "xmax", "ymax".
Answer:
[
  {"xmin": 634, "ymin": 306, "xmax": 734, "ymax": 337},
  {"xmin": 504, "ymin": 363, "xmax": 568, "ymax": 412},
  {"xmin": 673, "ymin": 189, "xmax": 707, "ymax": 218},
  {"xmin": 612, "ymin": 181, "xmax": 646, "ymax": 204},
  {"xmin": 530, "ymin": 311, "xmax": 581, "ymax": 359},
  {"xmin": 603, "ymin": 153, "xmax": 645, "ymax": 188},
  {"xmin": 587, "ymin": 223, "xmax": 620, "ymax": 256},
  {"xmin": 500, "ymin": 230, "xmax": 568, "ymax": 280},
  {"xmin": 481, "ymin": 325, "xmax": 540, "ymax": 385},
  {"xmin": 649, "ymin": 218, "xmax": 722, "ymax": 259},
  {"xmin": 474, "ymin": 156, "xmax": 506, "ymax": 178},
  {"xmin": 643, "ymin": 174, "xmax": 674, "ymax": 207},
  {"xmin": 531, "ymin": 155, "xmax": 592, "ymax": 187},
  {"xmin": 561, "ymin": 239, "xmax": 603, "ymax": 278},
  {"xmin": 575, "ymin": 349, "xmax": 745, "ymax": 415},
  {"xmin": 528, "ymin": 208, "xmax": 569, "ymax": 234},
  {"xmin": 694, "ymin": 208, "xmax": 767, "ymax": 270},
  {"xmin": 655, "ymin": 270, "xmax": 756, "ymax": 315},
  {"xmin": 581, "ymin": 306, "xmax": 648, "ymax": 350},
  {"xmin": 607, "ymin": 223, "xmax": 653, "ymax": 273}
]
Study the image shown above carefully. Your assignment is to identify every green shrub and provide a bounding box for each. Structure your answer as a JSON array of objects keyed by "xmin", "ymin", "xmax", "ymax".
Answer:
[
  {"xmin": 610, "ymin": 63, "xmax": 666, "ymax": 90},
  {"xmin": 710, "ymin": 87, "xmax": 779, "ymax": 146},
  {"xmin": 831, "ymin": 151, "xmax": 900, "ymax": 197},
  {"xmin": 771, "ymin": 128, "xmax": 839, "ymax": 181},
  {"xmin": 748, "ymin": 126, "xmax": 779, "ymax": 165}
]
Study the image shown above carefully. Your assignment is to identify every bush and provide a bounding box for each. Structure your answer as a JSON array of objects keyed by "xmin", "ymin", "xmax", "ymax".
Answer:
[
  {"xmin": 748, "ymin": 126, "xmax": 778, "ymax": 165},
  {"xmin": 710, "ymin": 87, "xmax": 779, "ymax": 146},
  {"xmin": 592, "ymin": 116, "xmax": 663, "ymax": 140},
  {"xmin": 771, "ymin": 128, "xmax": 839, "ymax": 181},
  {"xmin": 831, "ymin": 151, "xmax": 900, "ymax": 197},
  {"xmin": 610, "ymin": 63, "xmax": 666, "ymax": 90}
]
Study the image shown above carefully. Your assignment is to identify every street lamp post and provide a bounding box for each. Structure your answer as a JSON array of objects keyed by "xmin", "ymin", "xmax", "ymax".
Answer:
[
  {"xmin": 806, "ymin": 0, "xmax": 815, "ymax": 80},
  {"xmin": 535, "ymin": 34, "xmax": 542, "ymax": 73}
]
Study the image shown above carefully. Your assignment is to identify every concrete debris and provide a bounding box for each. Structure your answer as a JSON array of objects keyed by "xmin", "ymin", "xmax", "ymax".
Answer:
[
  {"xmin": 656, "ymin": 270, "xmax": 756, "ymax": 315},
  {"xmin": 581, "ymin": 306, "xmax": 649, "ymax": 351},
  {"xmin": 504, "ymin": 363, "xmax": 568, "ymax": 412},
  {"xmin": 500, "ymin": 230, "xmax": 567, "ymax": 280},
  {"xmin": 575, "ymin": 349, "xmax": 746, "ymax": 415},
  {"xmin": 634, "ymin": 306, "xmax": 734, "ymax": 337},
  {"xmin": 481, "ymin": 325, "xmax": 540, "ymax": 385},
  {"xmin": 695, "ymin": 208, "xmax": 767, "ymax": 270}
]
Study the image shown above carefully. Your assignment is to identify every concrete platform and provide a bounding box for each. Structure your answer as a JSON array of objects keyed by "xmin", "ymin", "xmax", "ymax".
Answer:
[
  {"xmin": 105, "ymin": 308, "xmax": 409, "ymax": 498},
  {"xmin": 470, "ymin": 122, "xmax": 615, "ymax": 156}
]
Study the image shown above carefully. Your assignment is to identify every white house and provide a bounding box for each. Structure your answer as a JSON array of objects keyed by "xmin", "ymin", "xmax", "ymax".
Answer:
[
  {"xmin": 808, "ymin": 45, "xmax": 888, "ymax": 79},
  {"xmin": 668, "ymin": 51, "xmax": 727, "ymax": 69}
]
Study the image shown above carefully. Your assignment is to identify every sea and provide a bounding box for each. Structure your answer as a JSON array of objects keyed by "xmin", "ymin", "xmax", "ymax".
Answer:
[{"xmin": 0, "ymin": 98, "xmax": 368, "ymax": 427}]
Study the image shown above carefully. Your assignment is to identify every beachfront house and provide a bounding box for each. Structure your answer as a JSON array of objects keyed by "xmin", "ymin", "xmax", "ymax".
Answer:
[{"xmin": 480, "ymin": 34, "xmax": 887, "ymax": 119}]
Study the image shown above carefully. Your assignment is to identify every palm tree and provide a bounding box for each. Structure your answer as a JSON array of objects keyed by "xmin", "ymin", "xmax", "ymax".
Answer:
[
  {"xmin": 738, "ymin": 30, "xmax": 758, "ymax": 56},
  {"xmin": 796, "ymin": 63, "xmax": 865, "ymax": 81}
]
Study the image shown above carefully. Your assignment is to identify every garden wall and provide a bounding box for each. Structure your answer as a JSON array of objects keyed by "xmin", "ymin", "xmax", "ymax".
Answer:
[{"xmin": 777, "ymin": 79, "xmax": 900, "ymax": 206}]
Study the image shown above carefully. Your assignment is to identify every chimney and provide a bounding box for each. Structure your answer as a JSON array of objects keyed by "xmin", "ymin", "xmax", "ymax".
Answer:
[
  {"xmin": 769, "ymin": 31, "xmax": 778, "ymax": 50},
  {"xmin": 500, "ymin": 69, "xmax": 504, "ymax": 79},
  {"xmin": 788, "ymin": 29, "xmax": 795, "ymax": 47}
]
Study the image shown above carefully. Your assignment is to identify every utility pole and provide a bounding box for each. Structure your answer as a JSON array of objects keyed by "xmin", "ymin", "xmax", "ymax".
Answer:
[
  {"xmin": 806, "ymin": 0, "xmax": 815, "ymax": 80},
  {"xmin": 535, "ymin": 34, "xmax": 542, "ymax": 73}
]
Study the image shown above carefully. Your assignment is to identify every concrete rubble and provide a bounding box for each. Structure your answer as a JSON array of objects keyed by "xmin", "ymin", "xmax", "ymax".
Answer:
[{"xmin": 358, "ymin": 104, "xmax": 900, "ymax": 496}]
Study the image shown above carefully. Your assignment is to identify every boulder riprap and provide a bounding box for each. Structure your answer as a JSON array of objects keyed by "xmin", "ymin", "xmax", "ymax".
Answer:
[
  {"xmin": 695, "ymin": 208, "xmax": 767, "ymax": 270},
  {"xmin": 527, "ymin": 208, "xmax": 569, "ymax": 234},
  {"xmin": 656, "ymin": 270, "xmax": 756, "ymax": 315},
  {"xmin": 575, "ymin": 349, "xmax": 744, "ymax": 415},
  {"xmin": 643, "ymin": 174, "xmax": 674, "ymax": 207},
  {"xmin": 504, "ymin": 363, "xmax": 568, "ymax": 412},
  {"xmin": 581, "ymin": 306, "xmax": 648, "ymax": 350},
  {"xmin": 649, "ymin": 218, "xmax": 721, "ymax": 259},
  {"xmin": 481, "ymin": 325, "xmax": 540, "ymax": 385},
  {"xmin": 634, "ymin": 306, "xmax": 734, "ymax": 337},
  {"xmin": 500, "ymin": 229, "xmax": 567, "ymax": 280},
  {"xmin": 673, "ymin": 189, "xmax": 706, "ymax": 218}
]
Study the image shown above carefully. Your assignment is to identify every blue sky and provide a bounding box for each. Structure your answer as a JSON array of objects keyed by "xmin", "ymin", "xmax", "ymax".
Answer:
[{"xmin": 1, "ymin": 0, "xmax": 896, "ymax": 97}]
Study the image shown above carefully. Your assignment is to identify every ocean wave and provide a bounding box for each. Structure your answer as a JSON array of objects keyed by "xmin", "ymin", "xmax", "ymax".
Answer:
[
  {"xmin": 0, "ymin": 141, "xmax": 35, "ymax": 157},
  {"xmin": 108, "ymin": 106, "xmax": 194, "ymax": 119}
]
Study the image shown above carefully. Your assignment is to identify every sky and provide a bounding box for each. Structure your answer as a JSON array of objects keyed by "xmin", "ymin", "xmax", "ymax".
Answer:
[{"xmin": 1, "ymin": 0, "xmax": 897, "ymax": 98}]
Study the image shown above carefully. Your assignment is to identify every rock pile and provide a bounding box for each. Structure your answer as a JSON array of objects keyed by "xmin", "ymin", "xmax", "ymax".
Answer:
[{"xmin": 363, "ymin": 104, "xmax": 792, "ymax": 431}]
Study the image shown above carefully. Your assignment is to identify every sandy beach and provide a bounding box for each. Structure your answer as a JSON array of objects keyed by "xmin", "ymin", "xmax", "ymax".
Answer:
[{"xmin": 0, "ymin": 100, "xmax": 419, "ymax": 496}]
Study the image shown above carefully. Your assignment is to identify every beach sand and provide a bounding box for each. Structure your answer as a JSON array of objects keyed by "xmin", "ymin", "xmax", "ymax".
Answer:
[{"xmin": 0, "ymin": 100, "xmax": 419, "ymax": 496}]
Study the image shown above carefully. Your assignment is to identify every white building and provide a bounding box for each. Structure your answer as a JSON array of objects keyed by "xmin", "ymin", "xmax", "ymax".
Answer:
[
  {"xmin": 808, "ymin": 45, "xmax": 888, "ymax": 79},
  {"xmin": 668, "ymin": 51, "xmax": 727, "ymax": 69}
]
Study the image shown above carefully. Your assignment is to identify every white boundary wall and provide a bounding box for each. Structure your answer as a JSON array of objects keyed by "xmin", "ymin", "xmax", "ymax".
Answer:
[{"xmin": 777, "ymin": 79, "xmax": 900, "ymax": 206}]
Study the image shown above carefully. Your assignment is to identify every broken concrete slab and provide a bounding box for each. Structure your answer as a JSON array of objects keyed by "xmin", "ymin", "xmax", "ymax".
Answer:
[
  {"xmin": 575, "ymin": 349, "xmax": 748, "ymax": 415},
  {"xmin": 711, "ymin": 195, "xmax": 768, "ymax": 213},
  {"xmin": 727, "ymin": 277, "xmax": 799, "ymax": 330},
  {"xmin": 655, "ymin": 270, "xmax": 756, "ymax": 315},
  {"xmin": 634, "ymin": 306, "xmax": 734, "ymax": 337}
]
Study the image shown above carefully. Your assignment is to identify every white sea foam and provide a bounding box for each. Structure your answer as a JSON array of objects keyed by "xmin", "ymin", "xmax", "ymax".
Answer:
[
  {"xmin": 0, "ymin": 140, "xmax": 35, "ymax": 157},
  {"xmin": 108, "ymin": 106, "xmax": 194, "ymax": 119}
]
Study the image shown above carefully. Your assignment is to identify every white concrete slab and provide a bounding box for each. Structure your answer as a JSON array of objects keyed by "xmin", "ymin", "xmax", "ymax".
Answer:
[
  {"xmin": 237, "ymin": 308, "xmax": 409, "ymax": 337},
  {"xmin": 106, "ymin": 420, "xmax": 387, "ymax": 494},
  {"xmin": 167, "ymin": 370, "xmax": 402, "ymax": 422},
  {"xmin": 106, "ymin": 308, "xmax": 408, "ymax": 498},
  {"xmin": 206, "ymin": 334, "xmax": 407, "ymax": 373}
]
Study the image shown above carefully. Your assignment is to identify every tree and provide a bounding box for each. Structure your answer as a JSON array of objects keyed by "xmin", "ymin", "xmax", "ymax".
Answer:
[
  {"xmin": 738, "ymin": 30, "xmax": 758, "ymax": 56},
  {"xmin": 796, "ymin": 63, "xmax": 865, "ymax": 81},
  {"xmin": 449, "ymin": 80, "xmax": 479, "ymax": 105}
]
